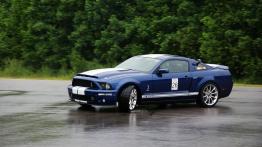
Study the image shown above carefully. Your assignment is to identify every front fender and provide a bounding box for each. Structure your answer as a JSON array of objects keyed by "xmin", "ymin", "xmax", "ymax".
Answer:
[
  {"xmin": 115, "ymin": 78, "xmax": 141, "ymax": 91},
  {"xmin": 113, "ymin": 78, "xmax": 142, "ymax": 101}
]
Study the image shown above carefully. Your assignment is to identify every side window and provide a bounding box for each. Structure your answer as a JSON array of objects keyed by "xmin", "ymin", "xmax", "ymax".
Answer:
[
  {"xmin": 160, "ymin": 60, "xmax": 189, "ymax": 73},
  {"xmin": 196, "ymin": 63, "xmax": 207, "ymax": 70}
]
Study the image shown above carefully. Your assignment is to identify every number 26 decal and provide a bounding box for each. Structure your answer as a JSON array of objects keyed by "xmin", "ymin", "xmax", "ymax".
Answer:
[{"xmin": 171, "ymin": 78, "xmax": 178, "ymax": 90}]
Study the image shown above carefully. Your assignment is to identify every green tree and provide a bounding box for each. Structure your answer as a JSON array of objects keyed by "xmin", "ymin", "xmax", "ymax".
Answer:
[{"xmin": 0, "ymin": 0, "xmax": 261, "ymax": 83}]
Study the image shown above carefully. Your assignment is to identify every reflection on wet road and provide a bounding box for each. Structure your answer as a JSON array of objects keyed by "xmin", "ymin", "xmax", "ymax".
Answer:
[{"xmin": 0, "ymin": 79, "xmax": 262, "ymax": 147}]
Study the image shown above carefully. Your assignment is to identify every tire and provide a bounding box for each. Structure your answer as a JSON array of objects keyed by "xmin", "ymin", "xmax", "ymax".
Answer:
[
  {"xmin": 118, "ymin": 85, "xmax": 138, "ymax": 112},
  {"xmin": 157, "ymin": 103, "xmax": 167, "ymax": 109},
  {"xmin": 197, "ymin": 83, "xmax": 219, "ymax": 108}
]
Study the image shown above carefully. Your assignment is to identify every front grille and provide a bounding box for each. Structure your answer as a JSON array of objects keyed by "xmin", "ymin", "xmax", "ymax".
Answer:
[{"xmin": 72, "ymin": 79, "xmax": 98, "ymax": 89}]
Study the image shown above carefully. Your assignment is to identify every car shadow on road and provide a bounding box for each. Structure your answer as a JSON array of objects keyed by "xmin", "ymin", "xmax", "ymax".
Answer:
[
  {"xmin": 74, "ymin": 102, "xmax": 232, "ymax": 114},
  {"xmin": 66, "ymin": 102, "xmax": 232, "ymax": 134}
]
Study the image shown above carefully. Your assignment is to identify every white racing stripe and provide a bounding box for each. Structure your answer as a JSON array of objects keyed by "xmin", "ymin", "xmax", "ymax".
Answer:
[
  {"xmin": 80, "ymin": 68, "xmax": 125, "ymax": 76},
  {"xmin": 141, "ymin": 54, "xmax": 166, "ymax": 58},
  {"xmin": 72, "ymin": 86, "xmax": 87, "ymax": 95},
  {"xmin": 78, "ymin": 87, "xmax": 86, "ymax": 95},
  {"xmin": 72, "ymin": 86, "xmax": 79, "ymax": 94}
]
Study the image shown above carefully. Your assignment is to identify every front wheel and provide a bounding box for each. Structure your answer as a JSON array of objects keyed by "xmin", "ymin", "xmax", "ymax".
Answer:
[
  {"xmin": 118, "ymin": 85, "xmax": 138, "ymax": 112},
  {"xmin": 197, "ymin": 83, "xmax": 219, "ymax": 108}
]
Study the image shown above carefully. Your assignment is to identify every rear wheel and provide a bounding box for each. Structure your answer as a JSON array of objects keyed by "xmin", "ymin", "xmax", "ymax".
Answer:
[
  {"xmin": 197, "ymin": 83, "xmax": 219, "ymax": 107},
  {"xmin": 118, "ymin": 85, "xmax": 138, "ymax": 112},
  {"xmin": 157, "ymin": 103, "xmax": 167, "ymax": 109}
]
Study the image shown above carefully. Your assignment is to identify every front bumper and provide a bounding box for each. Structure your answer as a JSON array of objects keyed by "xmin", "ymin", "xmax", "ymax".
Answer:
[{"xmin": 67, "ymin": 85, "xmax": 117, "ymax": 105}]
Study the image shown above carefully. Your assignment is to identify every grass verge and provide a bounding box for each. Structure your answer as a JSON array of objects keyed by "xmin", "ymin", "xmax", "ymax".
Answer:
[
  {"xmin": 0, "ymin": 59, "xmax": 108, "ymax": 80},
  {"xmin": 233, "ymin": 83, "xmax": 262, "ymax": 87}
]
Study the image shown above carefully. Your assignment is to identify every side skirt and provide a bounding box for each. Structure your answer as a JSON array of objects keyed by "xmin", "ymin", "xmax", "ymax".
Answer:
[
  {"xmin": 142, "ymin": 92, "xmax": 199, "ymax": 99},
  {"xmin": 140, "ymin": 92, "xmax": 199, "ymax": 104},
  {"xmin": 141, "ymin": 96, "xmax": 197, "ymax": 104}
]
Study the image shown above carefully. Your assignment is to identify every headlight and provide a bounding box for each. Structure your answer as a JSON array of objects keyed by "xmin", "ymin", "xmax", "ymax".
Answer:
[{"xmin": 99, "ymin": 82, "xmax": 112, "ymax": 90}]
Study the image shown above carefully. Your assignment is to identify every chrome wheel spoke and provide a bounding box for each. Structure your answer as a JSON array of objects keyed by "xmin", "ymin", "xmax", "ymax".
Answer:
[
  {"xmin": 205, "ymin": 97, "xmax": 209, "ymax": 103},
  {"xmin": 208, "ymin": 97, "xmax": 211, "ymax": 104},
  {"xmin": 208, "ymin": 85, "xmax": 212, "ymax": 91},
  {"xmin": 129, "ymin": 89, "xmax": 137, "ymax": 110}
]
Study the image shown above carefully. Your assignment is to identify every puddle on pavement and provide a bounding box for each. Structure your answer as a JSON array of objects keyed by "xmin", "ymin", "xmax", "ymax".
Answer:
[{"xmin": 0, "ymin": 112, "xmax": 66, "ymax": 146}]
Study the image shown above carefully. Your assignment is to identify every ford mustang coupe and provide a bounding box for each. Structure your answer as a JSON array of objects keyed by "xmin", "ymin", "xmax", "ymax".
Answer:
[{"xmin": 68, "ymin": 54, "xmax": 233, "ymax": 112}]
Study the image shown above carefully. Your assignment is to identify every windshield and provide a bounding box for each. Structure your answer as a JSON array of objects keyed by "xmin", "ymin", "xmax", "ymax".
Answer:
[{"xmin": 115, "ymin": 56, "xmax": 160, "ymax": 73}]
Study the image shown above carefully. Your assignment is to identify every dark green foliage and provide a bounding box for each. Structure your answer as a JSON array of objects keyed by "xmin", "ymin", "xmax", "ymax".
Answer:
[{"xmin": 0, "ymin": 0, "xmax": 261, "ymax": 83}]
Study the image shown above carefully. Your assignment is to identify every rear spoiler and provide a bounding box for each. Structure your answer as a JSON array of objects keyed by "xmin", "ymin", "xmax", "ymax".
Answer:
[{"xmin": 207, "ymin": 64, "xmax": 229, "ymax": 70}]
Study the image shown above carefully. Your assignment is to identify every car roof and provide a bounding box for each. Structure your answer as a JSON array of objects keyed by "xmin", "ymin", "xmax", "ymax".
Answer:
[{"xmin": 138, "ymin": 54, "xmax": 193, "ymax": 61}]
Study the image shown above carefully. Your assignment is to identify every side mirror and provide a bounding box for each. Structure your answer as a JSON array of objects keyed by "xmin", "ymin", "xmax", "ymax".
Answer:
[
  {"xmin": 196, "ymin": 59, "xmax": 202, "ymax": 65},
  {"xmin": 157, "ymin": 68, "xmax": 169, "ymax": 76},
  {"xmin": 193, "ymin": 59, "xmax": 202, "ymax": 66}
]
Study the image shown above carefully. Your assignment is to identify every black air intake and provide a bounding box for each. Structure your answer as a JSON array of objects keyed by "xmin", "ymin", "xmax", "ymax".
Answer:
[{"xmin": 72, "ymin": 79, "xmax": 98, "ymax": 89}]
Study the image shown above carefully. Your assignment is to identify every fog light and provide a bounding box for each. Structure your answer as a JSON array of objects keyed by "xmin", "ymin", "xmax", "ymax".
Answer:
[
  {"xmin": 102, "ymin": 99, "xmax": 106, "ymax": 103},
  {"xmin": 98, "ymin": 93, "xmax": 112, "ymax": 96}
]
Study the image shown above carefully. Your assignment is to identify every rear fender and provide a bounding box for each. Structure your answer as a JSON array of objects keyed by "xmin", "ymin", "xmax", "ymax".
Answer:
[{"xmin": 195, "ymin": 76, "xmax": 216, "ymax": 92}]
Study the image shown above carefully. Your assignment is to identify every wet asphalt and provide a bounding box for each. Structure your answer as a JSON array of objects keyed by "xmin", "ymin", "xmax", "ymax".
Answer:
[{"xmin": 0, "ymin": 79, "xmax": 262, "ymax": 147}]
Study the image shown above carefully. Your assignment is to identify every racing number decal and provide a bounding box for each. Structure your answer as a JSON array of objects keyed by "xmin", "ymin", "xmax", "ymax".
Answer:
[{"xmin": 171, "ymin": 78, "xmax": 178, "ymax": 90}]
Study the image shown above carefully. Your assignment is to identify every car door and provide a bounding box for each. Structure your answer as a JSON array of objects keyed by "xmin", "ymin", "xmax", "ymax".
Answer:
[{"xmin": 151, "ymin": 59, "xmax": 192, "ymax": 96}]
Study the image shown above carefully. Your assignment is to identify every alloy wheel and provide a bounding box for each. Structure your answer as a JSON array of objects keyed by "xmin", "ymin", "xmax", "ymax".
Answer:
[{"xmin": 202, "ymin": 84, "xmax": 218, "ymax": 106}]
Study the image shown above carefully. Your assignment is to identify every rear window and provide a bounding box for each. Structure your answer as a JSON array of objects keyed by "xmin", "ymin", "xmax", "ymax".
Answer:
[{"xmin": 160, "ymin": 60, "xmax": 189, "ymax": 73}]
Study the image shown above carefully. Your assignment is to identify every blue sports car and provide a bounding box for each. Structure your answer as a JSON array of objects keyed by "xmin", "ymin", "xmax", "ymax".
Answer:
[{"xmin": 68, "ymin": 54, "xmax": 233, "ymax": 112}]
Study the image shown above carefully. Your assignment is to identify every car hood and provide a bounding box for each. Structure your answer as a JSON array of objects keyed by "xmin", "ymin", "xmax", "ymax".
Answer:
[{"xmin": 77, "ymin": 68, "xmax": 143, "ymax": 79}]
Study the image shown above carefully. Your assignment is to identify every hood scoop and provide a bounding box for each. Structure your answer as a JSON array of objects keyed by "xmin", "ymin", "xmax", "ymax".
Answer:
[
  {"xmin": 116, "ymin": 69, "xmax": 131, "ymax": 71},
  {"xmin": 76, "ymin": 74, "xmax": 98, "ymax": 78},
  {"xmin": 77, "ymin": 68, "xmax": 132, "ymax": 78}
]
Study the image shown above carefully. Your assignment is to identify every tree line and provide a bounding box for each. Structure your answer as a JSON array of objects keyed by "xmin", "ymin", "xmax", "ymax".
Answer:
[{"xmin": 0, "ymin": 0, "xmax": 261, "ymax": 83}]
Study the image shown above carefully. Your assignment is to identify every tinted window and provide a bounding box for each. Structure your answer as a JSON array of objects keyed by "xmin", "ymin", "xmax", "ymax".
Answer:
[{"xmin": 160, "ymin": 60, "xmax": 188, "ymax": 73}]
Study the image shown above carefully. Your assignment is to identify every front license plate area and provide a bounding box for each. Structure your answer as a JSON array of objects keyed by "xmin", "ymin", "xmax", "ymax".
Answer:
[
  {"xmin": 72, "ymin": 94, "xmax": 91, "ymax": 104},
  {"xmin": 74, "ymin": 99, "xmax": 88, "ymax": 104}
]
